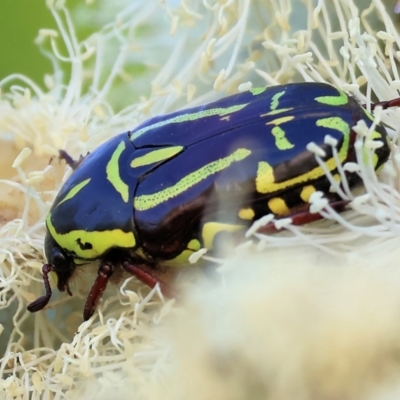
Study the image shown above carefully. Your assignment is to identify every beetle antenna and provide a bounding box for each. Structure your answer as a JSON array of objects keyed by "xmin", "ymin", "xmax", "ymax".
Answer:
[{"xmin": 27, "ymin": 264, "xmax": 53, "ymax": 312}]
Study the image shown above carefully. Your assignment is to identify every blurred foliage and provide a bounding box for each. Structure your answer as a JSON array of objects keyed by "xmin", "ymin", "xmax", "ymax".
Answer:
[{"xmin": 0, "ymin": 0, "xmax": 82, "ymax": 88}]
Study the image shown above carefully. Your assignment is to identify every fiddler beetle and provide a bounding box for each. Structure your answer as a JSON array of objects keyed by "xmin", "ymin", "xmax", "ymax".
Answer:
[{"xmin": 27, "ymin": 82, "xmax": 395, "ymax": 320}]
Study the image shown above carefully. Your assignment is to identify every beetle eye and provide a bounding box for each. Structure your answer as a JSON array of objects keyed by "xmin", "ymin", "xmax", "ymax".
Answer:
[{"xmin": 52, "ymin": 248, "xmax": 70, "ymax": 271}]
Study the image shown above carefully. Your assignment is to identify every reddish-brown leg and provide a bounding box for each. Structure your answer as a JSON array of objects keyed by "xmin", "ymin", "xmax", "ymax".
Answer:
[
  {"xmin": 122, "ymin": 261, "xmax": 176, "ymax": 298},
  {"xmin": 257, "ymin": 200, "xmax": 349, "ymax": 234},
  {"xmin": 27, "ymin": 264, "xmax": 53, "ymax": 312},
  {"xmin": 370, "ymin": 97, "xmax": 400, "ymax": 110},
  {"xmin": 83, "ymin": 263, "xmax": 113, "ymax": 320}
]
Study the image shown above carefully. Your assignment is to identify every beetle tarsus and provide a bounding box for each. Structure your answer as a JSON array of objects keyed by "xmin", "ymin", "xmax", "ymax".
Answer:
[{"xmin": 83, "ymin": 263, "xmax": 114, "ymax": 320}]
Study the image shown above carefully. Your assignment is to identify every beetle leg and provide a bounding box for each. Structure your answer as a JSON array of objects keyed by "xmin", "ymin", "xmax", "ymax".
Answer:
[
  {"xmin": 257, "ymin": 199, "xmax": 349, "ymax": 234},
  {"xmin": 84, "ymin": 262, "xmax": 113, "ymax": 320},
  {"xmin": 27, "ymin": 264, "xmax": 53, "ymax": 312},
  {"xmin": 122, "ymin": 261, "xmax": 175, "ymax": 298},
  {"xmin": 59, "ymin": 150, "xmax": 88, "ymax": 170},
  {"xmin": 370, "ymin": 97, "xmax": 400, "ymax": 110}
]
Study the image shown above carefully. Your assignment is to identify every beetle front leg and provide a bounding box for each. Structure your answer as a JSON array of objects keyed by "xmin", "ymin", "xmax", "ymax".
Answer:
[
  {"xmin": 84, "ymin": 262, "xmax": 114, "ymax": 320},
  {"xmin": 122, "ymin": 261, "xmax": 175, "ymax": 298}
]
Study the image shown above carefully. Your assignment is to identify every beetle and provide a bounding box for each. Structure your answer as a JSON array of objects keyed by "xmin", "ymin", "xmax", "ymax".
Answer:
[{"xmin": 27, "ymin": 82, "xmax": 395, "ymax": 320}]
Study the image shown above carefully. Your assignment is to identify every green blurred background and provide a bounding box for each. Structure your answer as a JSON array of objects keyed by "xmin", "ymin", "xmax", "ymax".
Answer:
[{"xmin": 0, "ymin": 0, "xmax": 81, "ymax": 87}]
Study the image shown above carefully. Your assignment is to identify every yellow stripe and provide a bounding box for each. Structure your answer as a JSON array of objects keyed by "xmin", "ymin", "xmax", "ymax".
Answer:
[
  {"xmin": 256, "ymin": 117, "xmax": 350, "ymax": 194},
  {"xmin": 131, "ymin": 146, "xmax": 183, "ymax": 168},
  {"xmin": 106, "ymin": 141, "xmax": 129, "ymax": 203},
  {"xmin": 260, "ymin": 108, "xmax": 293, "ymax": 117},
  {"xmin": 57, "ymin": 178, "xmax": 91, "ymax": 207},
  {"xmin": 131, "ymin": 104, "xmax": 249, "ymax": 140},
  {"xmin": 135, "ymin": 148, "xmax": 252, "ymax": 211},
  {"xmin": 266, "ymin": 116, "xmax": 294, "ymax": 125},
  {"xmin": 315, "ymin": 89, "xmax": 348, "ymax": 106},
  {"xmin": 46, "ymin": 215, "xmax": 136, "ymax": 259}
]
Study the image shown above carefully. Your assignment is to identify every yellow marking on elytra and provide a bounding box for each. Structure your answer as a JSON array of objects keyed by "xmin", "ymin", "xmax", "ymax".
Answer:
[
  {"xmin": 271, "ymin": 127, "xmax": 294, "ymax": 150},
  {"xmin": 332, "ymin": 174, "xmax": 341, "ymax": 182},
  {"xmin": 315, "ymin": 89, "xmax": 348, "ymax": 106},
  {"xmin": 270, "ymin": 91, "xmax": 285, "ymax": 110},
  {"xmin": 202, "ymin": 222, "xmax": 244, "ymax": 250},
  {"xmin": 256, "ymin": 117, "xmax": 350, "ymax": 194},
  {"xmin": 260, "ymin": 108, "xmax": 293, "ymax": 117},
  {"xmin": 106, "ymin": 141, "xmax": 129, "ymax": 203},
  {"xmin": 250, "ymin": 88, "xmax": 267, "ymax": 95},
  {"xmin": 130, "ymin": 146, "xmax": 184, "ymax": 168},
  {"xmin": 238, "ymin": 208, "xmax": 255, "ymax": 220},
  {"xmin": 264, "ymin": 116, "xmax": 295, "ymax": 150},
  {"xmin": 46, "ymin": 215, "xmax": 136, "ymax": 259},
  {"xmin": 316, "ymin": 117, "xmax": 349, "ymax": 136},
  {"xmin": 57, "ymin": 178, "xmax": 91, "ymax": 207},
  {"xmin": 164, "ymin": 239, "xmax": 201, "ymax": 266},
  {"xmin": 363, "ymin": 108, "xmax": 374, "ymax": 122},
  {"xmin": 268, "ymin": 197, "xmax": 289, "ymax": 215},
  {"xmin": 131, "ymin": 104, "xmax": 249, "ymax": 140},
  {"xmin": 135, "ymin": 148, "xmax": 252, "ymax": 211},
  {"xmin": 266, "ymin": 116, "xmax": 294, "ymax": 125},
  {"xmin": 300, "ymin": 185, "xmax": 316, "ymax": 202}
]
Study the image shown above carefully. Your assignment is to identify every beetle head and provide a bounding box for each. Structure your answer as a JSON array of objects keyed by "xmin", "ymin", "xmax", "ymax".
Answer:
[{"xmin": 44, "ymin": 233, "xmax": 76, "ymax": 293}]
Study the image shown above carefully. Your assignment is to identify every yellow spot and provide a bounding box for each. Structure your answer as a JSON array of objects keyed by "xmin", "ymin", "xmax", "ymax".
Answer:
[
  {"xmin": 135, "ymin": 148, "xmax": 252, "ymax": 211},
  {"xmin": 164, "ymin": 239, "xmax": 201, "ymax": 266},
  {"xmin": 131, "ymin": 146, "xmax": 183, "ymax": 168},
  {"xmin": 315, "ymin": 89, "xmax": 348, "ymax": 106},
  {"xmin": 106, "ymin": 141, "xmax": 129, "ymax": 203},
  {"xmin": 271, "ymin": 127, "xmax": 294, "ymax": 150},
  {"xmin": 300, "ymin": 185, "xmax": 316, "ymax": 202},
  {"xmin": 238, "ymin": 208, "xmax": 255, "ymax": 220},
  {"xmin": 131, "ymin": 104, "xmax": 249, "ymax": 140},
  {"xmin": 202, "ymin": 222, "xmax": 244, "ymax": 250},
  {"xmin": 332, "ymin": 174, "xmax": 341, "ymax": 182},
  {"xmin": 255, "ymin": 116, "xmax": 350, "ymax": 195},
  {"xmin": 270, "ymin": 91, "xmax": 285, "ymax": 110},
  {"xmin": 46, "ymin": 215, "xmax": 136, "ymax": 259},
  {"xmin": 57, "ymin": 178, "xmax": 91, "ymax": 207},
  {"xmin": 267, "ymin": 197, "xmax": 289, "ymax": 215}
]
